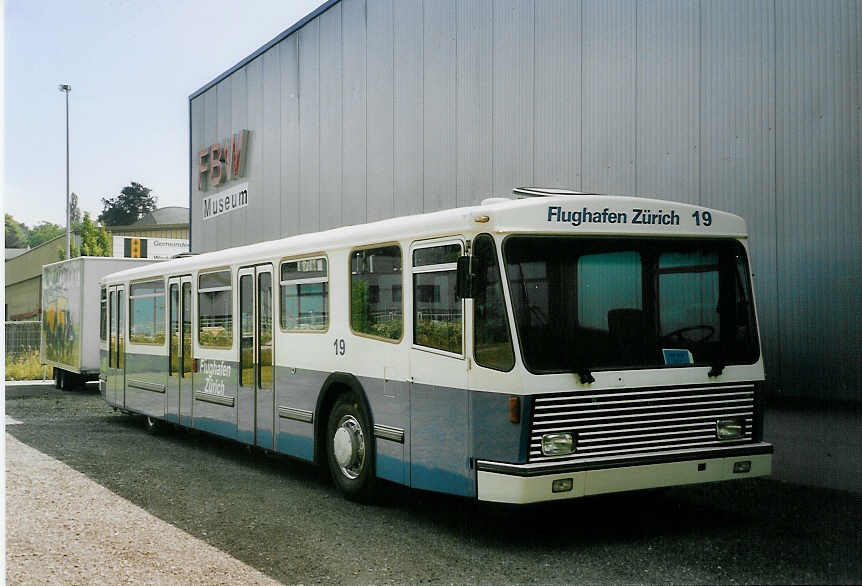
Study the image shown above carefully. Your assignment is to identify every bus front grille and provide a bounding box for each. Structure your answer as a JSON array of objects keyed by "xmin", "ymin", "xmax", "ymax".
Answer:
[{"xmin": 529, "ymin": 383, "xmax": 755, "ymax": 462}]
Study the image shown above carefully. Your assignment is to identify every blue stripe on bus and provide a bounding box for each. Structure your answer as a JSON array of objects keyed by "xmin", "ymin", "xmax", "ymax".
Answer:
[
  {"xmin": 108, "ymin": 357, "xmax": 529, "ymax": 499},
  {"xmin": 276, "ymin": 432, "xmax": 314, "ymax": 462},
  {"xmin": 192, "ymin": 416, "xmax": 237, "ymax": 441}
]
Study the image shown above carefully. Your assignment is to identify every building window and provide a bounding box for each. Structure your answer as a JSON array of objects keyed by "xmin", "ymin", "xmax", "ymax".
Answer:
[
  {"xmin": 351, "ymin": 245, "xmax": 402, "ymax": 341},
  {"xmin": 198, "ymin": 270, "xmax": 233, "ymax": 348},
  {"xmin": 413, "ymin": 243, "xmax": 462, "ymax": 354},
  {"xmin": 129, "ymin": 280, "xmax": 166, "ymax": 345},
  {"xmin": 280, "ymin": 257, "xmax": 329, "ymax": 331}
]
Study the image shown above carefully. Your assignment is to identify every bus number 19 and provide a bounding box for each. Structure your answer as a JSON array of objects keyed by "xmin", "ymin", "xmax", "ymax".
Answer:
[
  {"xmin": 334, "ymin": 338, "xmax": 346, "ymax": 356},
  {"xmin": 692, "ymin": 210, "xmax": 713, "ymax": 227}
]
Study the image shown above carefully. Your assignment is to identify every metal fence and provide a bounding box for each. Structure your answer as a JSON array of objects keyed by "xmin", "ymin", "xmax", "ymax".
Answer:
[{"xmin": 5, "ymin": 321, "xmax": 41, "ymax": 360}]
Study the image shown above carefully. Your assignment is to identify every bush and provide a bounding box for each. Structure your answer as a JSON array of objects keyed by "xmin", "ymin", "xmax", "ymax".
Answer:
[{"xmin": 6, "ymin": 350, "xmax": 52, "ymax": 381}]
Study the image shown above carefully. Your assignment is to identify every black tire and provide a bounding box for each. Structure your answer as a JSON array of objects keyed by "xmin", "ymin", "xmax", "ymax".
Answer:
[
  {"xmin": 326, "ymin": 394, "xmax": 376, "ymax": 502},
  {"xmin": 60, "ymin": 371, "xmax": 81, "ymax": 391},
  {"xmin": 54, "ymin": 369, "xmax": 61, "ymax": 389}
]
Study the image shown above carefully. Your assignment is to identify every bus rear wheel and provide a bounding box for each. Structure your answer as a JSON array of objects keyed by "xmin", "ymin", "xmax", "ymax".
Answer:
[{"xmin": 326, "ymin": 394, "xmax": 375, "ymax": 502}]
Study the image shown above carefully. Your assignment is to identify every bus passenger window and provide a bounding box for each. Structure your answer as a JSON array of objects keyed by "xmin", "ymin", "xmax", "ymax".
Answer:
[
  {"xmin": 100, "ymin": 288, "xmax": 107, "ymax": 342},
  {"xmin": 169, "ymin": 284, "xmax": 179, "ymax": 376},
  {"xmin": 280, "ymin": 257, "xmax": 328, "ymax": 331},
  {"xmin": 412, "ymin": 243, "xmax": 462, "ymax": 354},
  {"xmin": 198, "ymin": 270, "xmax": 233, "ymax": 348},
  {"xmin": 473, "ymin": 234, "xmax": 515, "ymax": 371},
  {"xmin": 240, "ymin": 274, "xmax": 254, "ymax": 385},
  {"xmin": 182, "ymin": 283, "xmax": 193, "ymax": 377},
  {"xmin": 350, "ymin": 245, "xmax": 402, "ymax": 341},
  {"xmin": 129, "ymin": 280, "xmax": 166, "ymax": 345}
]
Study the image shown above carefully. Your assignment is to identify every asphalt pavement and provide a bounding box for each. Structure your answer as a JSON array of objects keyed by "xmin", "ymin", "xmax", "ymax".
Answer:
[{"xmin": 5, "ymin": 382, "xmax": 861, "ymax": 584}]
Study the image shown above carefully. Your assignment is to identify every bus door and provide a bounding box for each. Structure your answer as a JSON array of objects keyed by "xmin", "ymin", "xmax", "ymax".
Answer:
[
  {"xmin": 237, "ymin": 264, "xmax": 275, "ymax": 449},
  {"xmin": 107, "ymin": 284, "xmax": 126, "ymax": 407},
  {"xmin": 167, "ymin": 276, "xmax": 193, "ymax": 425},
  {"xmin": 407, "ymin": 240, "xmax": 472, "ymax": 496}
]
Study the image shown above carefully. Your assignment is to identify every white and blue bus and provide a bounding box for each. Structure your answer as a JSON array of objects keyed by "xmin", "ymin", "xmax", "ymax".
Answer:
[{"xmin": 100, "ymin": 188, "xmax": 772, "ymax": 503}]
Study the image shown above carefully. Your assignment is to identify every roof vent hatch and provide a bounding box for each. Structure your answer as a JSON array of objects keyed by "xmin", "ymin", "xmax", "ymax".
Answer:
[{"xmin": 512, "ymin": 186, "xmax": 599, "ymax": 198}]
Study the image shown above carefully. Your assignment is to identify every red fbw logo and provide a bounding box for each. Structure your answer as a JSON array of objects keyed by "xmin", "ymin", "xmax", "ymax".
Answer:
[{"xmin": 198, "ymin": 129, "xmax": 249, "ymax": 191}]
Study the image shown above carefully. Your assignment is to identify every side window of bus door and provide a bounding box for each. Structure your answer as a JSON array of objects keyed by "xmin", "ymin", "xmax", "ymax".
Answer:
[
  {"xmin": 473, "ymin": 234, "xmax": 515, "ymax": 371},
  {"xmin": 412, "ymin": 243, "xmax": 463, "ymax": 355}
]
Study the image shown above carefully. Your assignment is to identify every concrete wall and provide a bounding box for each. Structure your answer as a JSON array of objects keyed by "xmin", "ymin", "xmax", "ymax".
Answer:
[
  {"xmin": 189, "ymin": 0, "xmax": 862, "ymax": 400},
  {"xmin": 5, "ymin": 234, "xmax": 81, "ymax": 319}
]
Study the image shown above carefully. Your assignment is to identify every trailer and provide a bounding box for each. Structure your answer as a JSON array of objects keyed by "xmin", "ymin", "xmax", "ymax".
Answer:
[{"xmin": 41, "ymin": 257, "xmax": 159, "ymax": 389}]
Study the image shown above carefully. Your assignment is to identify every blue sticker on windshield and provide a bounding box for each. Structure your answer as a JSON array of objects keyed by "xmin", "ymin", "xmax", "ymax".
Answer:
[{"xmin": 663, "ymin": 349, "xmax": 693, "ymax": 365}]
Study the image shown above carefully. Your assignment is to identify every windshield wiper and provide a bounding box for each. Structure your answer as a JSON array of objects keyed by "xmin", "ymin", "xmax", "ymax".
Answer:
[
  {"xmin": 576, "ymin": 365, "xmax": 595, "ymax": 384},
  {"xmin": 708, "ymin": 354, "xmax": 726, "ymax": 377}
]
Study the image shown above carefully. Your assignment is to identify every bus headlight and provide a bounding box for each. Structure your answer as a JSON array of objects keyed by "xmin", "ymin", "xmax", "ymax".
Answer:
[
  {"xmin": 716, "ymin": 418, "xmax": 744, "ymax": 440},
  {"xmin": 541, "ymin": 432, "xmax": 575, "ymax": 456}
]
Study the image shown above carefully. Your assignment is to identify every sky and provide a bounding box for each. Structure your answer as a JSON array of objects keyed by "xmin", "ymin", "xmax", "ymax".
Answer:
[{"xmin": 4, "ymin": 0, "xmax": 323, "ymax": 228}]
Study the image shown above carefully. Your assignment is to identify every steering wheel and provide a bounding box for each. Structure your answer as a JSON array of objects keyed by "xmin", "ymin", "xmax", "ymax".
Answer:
[{"xmin": 663, "ymin": 324, "xmax": 715, "ymax": 344}]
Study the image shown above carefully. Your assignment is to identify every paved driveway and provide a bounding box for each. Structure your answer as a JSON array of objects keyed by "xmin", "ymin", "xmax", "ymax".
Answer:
[{"xmin": 6, "ymin": 383, "xmax": 861, "ymax": 584}]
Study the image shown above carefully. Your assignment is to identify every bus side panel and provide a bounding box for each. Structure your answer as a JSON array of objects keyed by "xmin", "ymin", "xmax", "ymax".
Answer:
[
  {"xmin": 360, "ymin": 375, "xmax": 410, "ymax": 487},
  {"xmin": 275, "ymin": 366, "xmax": 325, "ymax": 462},
  {"xmin": 99, "ymin": 348, "xmax": 108, "ymax": 399},
  {"xmin": 123, "ymin": 351, "xmax": 168, "ymax": 418},
  {"xmin": 470, "ymin": 390, "xmax": 531, "ymax": 464},
  {"xmin": 192, "ymin": 360, "xmax": 239, "ymax": 441},
  {"xmin": 410, "ymin": 383, "xmax": 473, "ymax": 497}
]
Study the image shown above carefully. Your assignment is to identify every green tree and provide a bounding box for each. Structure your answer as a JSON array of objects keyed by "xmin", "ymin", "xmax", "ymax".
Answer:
[
  {"xmin": 78, "ymin": 213, "xmax": 111, "ymax": 256},
  {"xmin": 57, "ymin": 213, "xmax": 111, "ymax": 259},
  {"xmin": 5, "ymin": 214, "xmax": 28, "ymax": 248},
  {"xmin": 28, "ymin": 221, "xmax": 64, "ymax": 247},
  {"xmin": 98, "ymin": 182, "xmax": 157, "ymax": 226}
]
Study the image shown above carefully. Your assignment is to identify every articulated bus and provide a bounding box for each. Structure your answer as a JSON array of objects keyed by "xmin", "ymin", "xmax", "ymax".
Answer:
[{"xmin": 100, "ymin": 188, "xmax": 772, "ymax": 503}]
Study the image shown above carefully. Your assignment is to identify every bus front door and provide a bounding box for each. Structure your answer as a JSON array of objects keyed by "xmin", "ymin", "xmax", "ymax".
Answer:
[
  {"xmin": 408, "ymin": 239, "xmax": 472, "ymax": 496},
  {"xmin": 237, "ymin": 265, "xmax": 275, "ymax": 448},
  {"xmin": 107, "ymin": 284, "xmax": 126, "ymax": 408},
  {"xmin": 167, "ymin": 277, "xmax": 193, "ymax": 425}
]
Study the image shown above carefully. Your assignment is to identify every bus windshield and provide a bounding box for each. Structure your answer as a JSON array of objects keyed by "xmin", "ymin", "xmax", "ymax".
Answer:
[{"xmin": 503, "ymin": 236, "xmax": 759, "ymax": 374}]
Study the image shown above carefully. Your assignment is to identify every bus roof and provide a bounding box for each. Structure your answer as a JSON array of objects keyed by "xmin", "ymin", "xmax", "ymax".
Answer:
[{"xmin": 101, "ymin": 194, "xmax": 747, "ymax": 284}]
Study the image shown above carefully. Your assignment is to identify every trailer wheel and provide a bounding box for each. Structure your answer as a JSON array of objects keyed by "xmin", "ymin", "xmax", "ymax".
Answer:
[
  {"xmin": 54, "ymin": 369, "xmax": 61, "ymax": 389},
  {"xmin": 326, "ymin": 394, "xmax": 375, "ymax": 502},
  {"xmin": 59, "ymin": 371, "xmax": 80, "ymax": 391}
]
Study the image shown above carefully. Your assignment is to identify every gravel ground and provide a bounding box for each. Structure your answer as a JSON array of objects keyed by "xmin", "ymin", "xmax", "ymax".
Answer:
[
  {"xmin": 6, "ymin": 383, "xmax": 862, "ymax": 584},
  {"xmin": 5, "ymin": 433, "xmax": 280, "ymax": 585}
]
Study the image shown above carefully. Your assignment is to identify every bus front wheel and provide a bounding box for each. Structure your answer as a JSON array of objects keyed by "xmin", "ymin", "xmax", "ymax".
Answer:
[{"xmin": 326, "ymin": 394, "xmax": 375, "ymax": 502}]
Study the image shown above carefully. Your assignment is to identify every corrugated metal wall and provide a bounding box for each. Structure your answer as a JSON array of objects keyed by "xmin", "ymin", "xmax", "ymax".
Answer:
[{"xmin": 189, "ymin": 0, "xmax": 862, "ymax": 400}]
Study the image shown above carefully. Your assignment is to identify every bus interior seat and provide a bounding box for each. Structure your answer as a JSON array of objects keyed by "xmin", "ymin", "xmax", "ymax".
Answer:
[{"xmin": 608, "ymin": 308, "xmax": 653, "ymax": 365}]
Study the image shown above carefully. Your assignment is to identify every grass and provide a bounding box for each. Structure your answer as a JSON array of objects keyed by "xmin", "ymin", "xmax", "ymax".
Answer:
[{"xmin": 5, "ymin": 350, "xmax": 52, "ymax": 381}]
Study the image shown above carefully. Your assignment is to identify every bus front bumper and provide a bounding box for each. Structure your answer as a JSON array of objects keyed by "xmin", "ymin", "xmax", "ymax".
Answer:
[{"xmin": 476, "ymin": 443, "xmax": 773, "ymax": 504}]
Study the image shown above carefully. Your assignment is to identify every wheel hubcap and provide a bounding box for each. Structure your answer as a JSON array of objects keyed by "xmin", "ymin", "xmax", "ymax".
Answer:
[{"xmin": 332, "ymin": 415, "xmax": 365, "ymax": 479}]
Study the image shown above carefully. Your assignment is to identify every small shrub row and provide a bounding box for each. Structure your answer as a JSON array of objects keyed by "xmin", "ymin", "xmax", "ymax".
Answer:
[{"xmin": 6, "ymin": 350, "xmax": 52, "ymax": 381}]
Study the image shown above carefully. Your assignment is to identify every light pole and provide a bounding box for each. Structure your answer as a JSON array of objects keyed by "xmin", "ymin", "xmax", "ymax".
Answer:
[{"xmin": 58, "ymin": 83, "xmax": 71, "ymax": 259}]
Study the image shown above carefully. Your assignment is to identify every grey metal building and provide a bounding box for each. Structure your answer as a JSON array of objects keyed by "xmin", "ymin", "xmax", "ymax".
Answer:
[{"xmin": 189, "ymin": 0, "xmax": 861, "ymax": 401}]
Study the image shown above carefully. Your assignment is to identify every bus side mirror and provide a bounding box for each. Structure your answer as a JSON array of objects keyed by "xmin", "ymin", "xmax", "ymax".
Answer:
[{"xmin": 456, "ymin": 256, "xmax": 473, "ymax": 299}]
